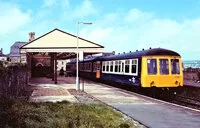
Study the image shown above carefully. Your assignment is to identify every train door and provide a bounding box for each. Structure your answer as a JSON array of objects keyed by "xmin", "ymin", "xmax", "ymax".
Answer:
[
  {"xmin": 141, "ymin": 57, "xmax": 159, "ymax": 87},
  {"xmin": 96, "ymin": 61, "xmax": 101, "ymax": 78},
  {"xmin": 158, "ymin": 58, "xmax": 170, "ymax": 86}
]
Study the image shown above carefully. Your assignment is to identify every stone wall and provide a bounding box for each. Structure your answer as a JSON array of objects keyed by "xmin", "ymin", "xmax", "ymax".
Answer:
[{"xmin": 0, "ymin": 63, "xmax": 28, "ymax": 98}]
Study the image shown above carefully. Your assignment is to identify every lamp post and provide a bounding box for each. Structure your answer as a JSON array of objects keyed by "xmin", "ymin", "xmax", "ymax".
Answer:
[{"xmin": 76, "ymin": 22, "xmax": 92, "ymax": 91}]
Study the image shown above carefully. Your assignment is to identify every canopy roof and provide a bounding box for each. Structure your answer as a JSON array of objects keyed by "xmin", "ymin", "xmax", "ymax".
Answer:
[{"xmin": 20, "ymin": 28, "xmax": 104, "ymax": 53}]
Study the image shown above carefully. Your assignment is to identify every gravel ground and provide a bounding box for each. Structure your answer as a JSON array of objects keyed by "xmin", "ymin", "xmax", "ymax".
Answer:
[
  {"xmin": 67, "ymin": 89, "xmax": 103, "ymax": 104},
  {"xmin": 67, "ymin": 89, "xmax": 147, "ymax": 128},
  {"xmin": 184, "ymin": 80, "xmax": 200, "ymax": 87}
]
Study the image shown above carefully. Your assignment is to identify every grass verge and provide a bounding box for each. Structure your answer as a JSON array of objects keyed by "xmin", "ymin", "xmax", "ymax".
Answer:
[{"xmin": 0, "ymin": 99, "xmax": 136, "ymax": 128}]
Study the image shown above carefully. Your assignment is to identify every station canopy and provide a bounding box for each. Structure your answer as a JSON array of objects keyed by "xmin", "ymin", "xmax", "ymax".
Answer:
[{"xmin": 20, "ymin": 28, "xmax": 104, "ymax": 59}]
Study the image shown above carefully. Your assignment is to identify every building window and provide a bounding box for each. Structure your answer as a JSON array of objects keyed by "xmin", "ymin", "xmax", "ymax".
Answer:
[
  {"xmin": 147, "ymin": 59, "xmax": 157, "ymax": 74},
  {"xmin": 160, "ymin": 59, "xmax": 169, "ymax": 74}
]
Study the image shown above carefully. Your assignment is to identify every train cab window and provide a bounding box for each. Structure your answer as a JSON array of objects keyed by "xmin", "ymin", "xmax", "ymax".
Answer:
[
  {"xmin": 125, "ymin": 60, "xmax": 130, "ymax": 73},
  {"xmin": 160, "ymin": 59, "xmax": 169, "ymax": 74},
  {"xmin": 115, "ymin": 61, "xmax": 118, "ymax": 72},
  {"xmin": 147, "ymin": 59, "xmax": 157, "ymax": 74},
  {"xmin": 131, "ymin": 60, "xmax": 137, "ymax": 74},
  {"xmin": 110, "ymin": 61, "xmax": 114, "ymax": 72},
  {"xmin": 106, "ymin": 61, "xmax": 109, "ymax": 72},
  {"xmin": 171, "ymin": 59, "xmax": 180, "ymax": 74}
]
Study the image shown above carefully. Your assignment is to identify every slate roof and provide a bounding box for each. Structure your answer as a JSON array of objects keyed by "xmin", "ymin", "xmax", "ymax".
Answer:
[{"xmin": 9, "ymin": 41, "xmax": 27, "ymax": 57}]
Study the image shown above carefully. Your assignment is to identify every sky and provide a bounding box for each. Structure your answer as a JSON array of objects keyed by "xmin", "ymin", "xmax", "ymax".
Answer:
[{"xmin": 1, "ymin": 0, "xmax": 200, "ymax": 60}]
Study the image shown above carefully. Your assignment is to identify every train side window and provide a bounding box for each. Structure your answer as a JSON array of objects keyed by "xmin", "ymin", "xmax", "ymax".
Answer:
[
  {"xmin": 125, "ymin": 60, "xmax": 130, "ymax": 73},
  {"xmin": 131, "ymin": 59, "xmax": 137, "ymax": 74},
  {"xmin": 85, "ymin": 63, "xmax": 87, "ymax": 70},
  {"xmin": 171, "ymin": 59, "xmax": 180, "ymax": 74},
  {"xmin": 97, "ymin": 62, "xmax": 100, "ymax": 71},
  {"xmin": 115, "ymin": 61, "xmax": 118, "ymax": 72},
  {"xmin": 84, "ymin": 63, "xmax": 86, "ymax": 71},
  {"xmin": 106, "ymin": 61, "xmax": 109, "ymax": 72},
  {"xmin": 79, "ymin": 63, "xmax": 82, "ymax": 71},
  {"xmin": 121, "ymin": 62, "xmax": 124, "ymax": 73},
  {"xmin": 119, "ymin": 61, "xmax": 121, "ymax": 73},
  {"xmin": 93, "ymin": 62, "xmax": 96, "ymax": 72},
  {"xmin": 110, "ymin": 61, "xmax": 114, "ymax": 72},
  {"xmin": 147, "ymin": 59, "xmax": 157, "ymax": 74},
  {"xmin": 160, "ymin": 59, "xmax": 169, "ymax": 74},
  {"xmin": 87, "ymin": 63, "xmax": 89, "ymax": 70},
  {"xmin": 90, "ymin": 62, "xmax": 92, "ymax": 71},
  {"xmin": 102, "ymin": 62, "xmax": 106, "ymax": 72}
]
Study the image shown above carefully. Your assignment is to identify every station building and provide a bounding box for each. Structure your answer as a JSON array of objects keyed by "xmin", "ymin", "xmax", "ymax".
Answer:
[{"xmin": 19, "ymin": 28, "xmax": 104, "ymax": 84}]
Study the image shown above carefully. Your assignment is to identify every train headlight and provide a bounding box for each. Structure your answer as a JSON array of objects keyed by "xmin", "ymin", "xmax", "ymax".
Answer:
[{"xmin": 175, "ymin": 81, "xmax": 178, "ymax": 85}]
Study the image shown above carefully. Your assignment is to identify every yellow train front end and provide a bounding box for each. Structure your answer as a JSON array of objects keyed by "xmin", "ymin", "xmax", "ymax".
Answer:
[{"xmin": 141, "ymin": 56, "xmax": 183, "ymax": 88}]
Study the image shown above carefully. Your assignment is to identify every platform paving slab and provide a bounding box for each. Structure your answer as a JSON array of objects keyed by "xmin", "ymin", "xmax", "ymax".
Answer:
[
  {"xmin": 83, "ymin": 83, "xmax": 200, "ymax": 128},
  {"xmin": 29, "ymin": 84, "xmax": 78, "ymax": 103}
]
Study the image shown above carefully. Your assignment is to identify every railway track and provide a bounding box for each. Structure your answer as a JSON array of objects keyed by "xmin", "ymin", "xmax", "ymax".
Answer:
[
  {"xmin": 172, "ymin": 94, "xmax": 200, "ymax": 109},
  {"xmin": 83, "ymin": 77, "xmax": 200, "ymax": 110},
  {"xmin": 116, "ymin": 83, "xmax": 200, "ymax": 110}
]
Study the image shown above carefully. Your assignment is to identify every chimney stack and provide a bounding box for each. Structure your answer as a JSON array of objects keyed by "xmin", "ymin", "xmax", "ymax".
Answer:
[{"xmin": 29, "ymin": 32, "xmax": 35, "ymax": 42}]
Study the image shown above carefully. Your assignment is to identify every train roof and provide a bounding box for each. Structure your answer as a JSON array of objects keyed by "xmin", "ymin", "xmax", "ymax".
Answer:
[
  {"xmin": 67, "ymin": 48, "xmax": 180, "ymax": 63},
  {"xmin": 100, "ymin": 48, "xmax": 180, "ymax": 61}
]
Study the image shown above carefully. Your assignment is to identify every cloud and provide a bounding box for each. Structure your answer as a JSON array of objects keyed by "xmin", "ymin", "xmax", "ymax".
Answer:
[
  {"xmin": 0, "ymin": 2, "xmax": 31, "ymax": 54},
  {"xmin": 79, "ymin": 9, "xmax": 200, "ymax": 60},
  {"xmin": 0, "ymin": 0, "xmax": 199, "ymax": 60},
  {"xmin": 124, "ymin": 9, "xmax": 154, "ymax": 23},
  {"xmin": 43, "ymin": 0, "xmax": 70, "ymax": 8},
  {"xmin": 70, "ymin": 0, "xmax": 98, "ymax": 19},
  {"xmin": 0, "ymin": 2, "xmax": 30, "ymax": 35},
  {"xmin": 43, "ymin": 0, "xmax": 57, "ymax": 7}
]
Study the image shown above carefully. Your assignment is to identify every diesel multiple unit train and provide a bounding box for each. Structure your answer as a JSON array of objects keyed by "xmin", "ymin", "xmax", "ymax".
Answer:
[{"xmin": 66, "ymin": 48, "xmax": 183, "ymax": 88}]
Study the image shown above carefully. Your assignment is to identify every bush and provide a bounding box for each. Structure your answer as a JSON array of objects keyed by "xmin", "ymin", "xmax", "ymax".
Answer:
[{"xmin": 0, "ymin": 61, "xmax": 6, "ymax": 77}]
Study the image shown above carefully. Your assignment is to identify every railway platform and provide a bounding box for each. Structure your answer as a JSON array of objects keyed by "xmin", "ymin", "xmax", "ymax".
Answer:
[{"xmin": 29, "ymin": 77, "xmax": 200, "ymax": 128}]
